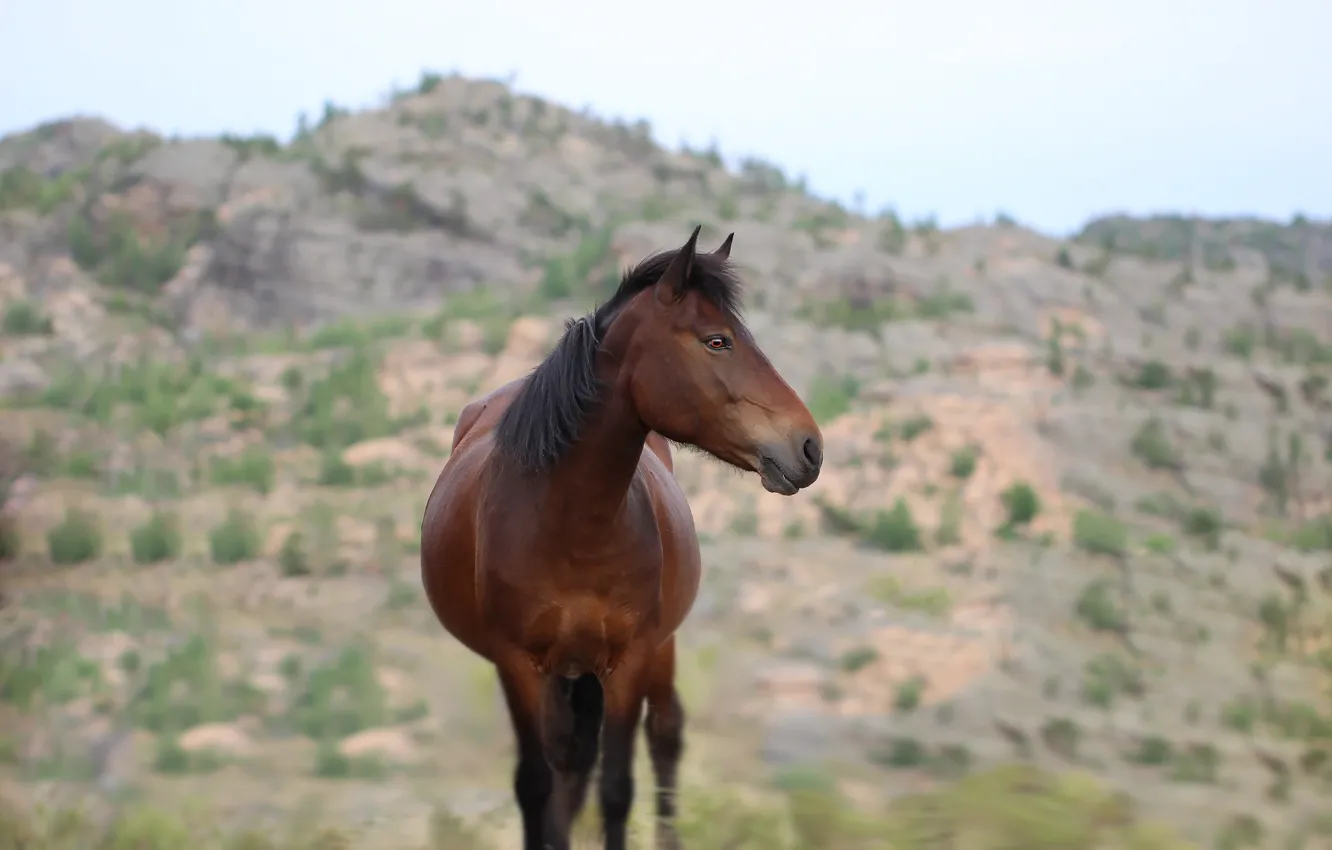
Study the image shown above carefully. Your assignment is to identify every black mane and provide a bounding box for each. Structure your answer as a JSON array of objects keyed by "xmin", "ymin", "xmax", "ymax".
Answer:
[{"xmin": 494, "ymin": 247, "xmax": 742, "ymax": 474}]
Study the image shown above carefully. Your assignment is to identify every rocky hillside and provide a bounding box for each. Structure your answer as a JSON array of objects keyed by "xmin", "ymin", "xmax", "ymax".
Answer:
[
  {"xmin": 1, "ymin": 72, "xmax": 1331, "ymax": 849},
  {"xmin": 1076, "ymin": 213, "xmax": 1332, "ymax": 284}
]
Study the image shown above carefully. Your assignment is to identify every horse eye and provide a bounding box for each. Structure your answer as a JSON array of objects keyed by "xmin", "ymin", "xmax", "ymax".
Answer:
[{"xmin": 705, "ymin": 335, "xmax": 731, "ymax": 351}]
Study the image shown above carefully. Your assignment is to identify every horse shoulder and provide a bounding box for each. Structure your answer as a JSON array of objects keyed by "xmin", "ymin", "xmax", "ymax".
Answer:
[
  {"xmin": 645, "ymin": 432, "xmax": 674, "ymax": 472},
  {"xmin": 636, "ymin": 447, "xmax": 701, "ymax": 637},
  {"xmin": 637, "ymin": 445, "xmax": 693, "ymax": 542}
]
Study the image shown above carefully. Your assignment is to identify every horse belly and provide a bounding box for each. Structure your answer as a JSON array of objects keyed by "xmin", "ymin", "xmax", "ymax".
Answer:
[
  {"xmin": 420, "ymin": 445, "xmax": 492, "ymax": 659},
  {"xmin": 422, "ymin": 541, "xmax": 489, "ymax": 658}
]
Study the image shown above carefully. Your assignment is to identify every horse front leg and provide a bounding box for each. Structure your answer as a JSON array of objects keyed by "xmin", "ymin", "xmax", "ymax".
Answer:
[
  {"xmin": 497, "ymin": 661, "xmax": 558, "ymax": 850},
  {"xmin": 599, "ymin": 647, "xmax": 651, "ymax": 850},
  {"xmin": 540, "ymin": 672, "xmax": 604, "ymax": 842}
]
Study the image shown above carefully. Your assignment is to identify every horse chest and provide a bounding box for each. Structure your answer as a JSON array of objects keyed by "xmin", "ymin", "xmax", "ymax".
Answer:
[
  {"xmin": 485, "ymin": 549, "xmax": 663, "ymax": 618},
  {"xmin": 481, "ymin": 544, "xmax": 663, "ymax": 675},
  {"xmin": 514, "ymin": 587, "xmax": 656, "ymax": 677}
]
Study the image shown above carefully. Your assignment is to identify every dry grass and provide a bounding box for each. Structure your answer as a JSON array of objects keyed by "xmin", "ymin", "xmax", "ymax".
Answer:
[{"xmin": 0, "ymin": 765, "xmax": 1195, "ymax": 850}]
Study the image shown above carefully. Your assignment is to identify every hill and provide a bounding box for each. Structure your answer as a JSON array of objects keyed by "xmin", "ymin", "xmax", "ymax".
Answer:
[{"xmin": 1, "ymin": 71, "xmax": 1331, "ymax": 849}]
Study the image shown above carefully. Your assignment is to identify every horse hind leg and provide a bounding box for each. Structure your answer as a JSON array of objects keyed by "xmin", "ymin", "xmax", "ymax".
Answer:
[
  {"xmin": 644, "ymin": 637, "xmax": 685, "ymax": 850},
  {"xmin": 541, "ymin": 672, "xmax": 604, "ymax": 831}
]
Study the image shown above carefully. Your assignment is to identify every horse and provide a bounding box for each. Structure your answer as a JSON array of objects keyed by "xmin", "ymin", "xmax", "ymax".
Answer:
[{"xmin": 420, "ymin": 226, "xmax": 823, "ymax": 850}]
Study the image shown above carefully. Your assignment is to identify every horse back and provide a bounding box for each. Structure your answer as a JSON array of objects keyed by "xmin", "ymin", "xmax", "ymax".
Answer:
[{"xmin": 448, "ymin": 378, "xmax": 526, "ymax": 452}]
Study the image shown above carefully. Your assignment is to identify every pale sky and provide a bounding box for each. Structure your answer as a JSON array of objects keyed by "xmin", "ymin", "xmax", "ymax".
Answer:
[{"xmin": 3, "ymin": 0, "xmax": 1329, "ymax": 234}]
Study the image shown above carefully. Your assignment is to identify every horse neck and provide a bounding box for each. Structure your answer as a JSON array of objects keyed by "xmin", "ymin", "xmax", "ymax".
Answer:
[
  {"xmin": 547, "ymin": 387, "xmax": 648, "ymax": 527},
  {"xmin": 539, "ymin": 319, "xmax": 649, "ymax": 537}
]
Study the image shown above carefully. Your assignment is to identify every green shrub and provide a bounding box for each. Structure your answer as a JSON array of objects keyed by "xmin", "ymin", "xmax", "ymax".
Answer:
[
  {"xmin": 67, "ymin": 209, "xmax": 205, "ymax": 293},
  {"xmin": 949, "ymin": 446, "xmax": 978, "ymax": 479},
  {"xmin": 128, "ymin": 633, "xmax": 264, "ymax": 733},
  {"xmin": 0, "ymin": 165, "xmax": 83, "ymax": 213},
  {"xmin": 894, "ymin": 677, "xmax": 925, "ymax": 712},
  {"xmin": 152, "ymin": 736, "xmax": 224, "ymax": 774},
  {"xmin": 108, "ymin": 466, "xmax": 182, "ymax": 499},
  {"xmin": 39, "ymin": 356, "xmax": 225, "ymax": 434},
  {"xmin": 838, "ymin": 647, "xmax": 879, "ymax": 673},
  {"xmin": 1288, "ymin": 514, "xmax": 1332, "ymax": 552},
  {"xmin": 1071, "ymin": 364, "xmax": 1094, "ymax": 389},
  {"xmin": 1222, "ymin": 325, "xmax": 1255, "ymax": 359},
  {"xmin": 1080, "ymin": 653, "xmax": 1143, "ymax": 708},
  {"xmin": 129, "ymin": 511, "xmax": 182, "ymax": 564},
  {"xmin": 1170, "ymin": 743, "xmax": 1220, "ymax": 784},
  {"xmin": 799, "ymin": 287, "xmax": 971, "ymax": 331},
  {"xmin": 717, "ymin": 195, "xmax": 740, "ymax": 221},
  {"xmin": 16, "ymin": 590, "xmax": 169, "ymax": 634},
  {"xmin": 1175, "ymin": 368, "xmax": 1217, "ymax": 408},
  {"xmin": 1128, "ymin": 736, "xmax": 1173, "ymax": 766},
  {"xmin": 23, "ymin": 429, "xmax": 58, "ymax": 475},
  {"xmin": 290, "ymin": 347, "xmax": 415, "ymax": 451},
  {"xmin": 899, "ymin": 414, "xmax": 934, "ymax": 441},
  {"xmin": 864, "ymin": 499, "xmax": 922, "ymax": 552},
  {"xmin": 867, "ymin": 574, "xmax": 951, "ymax": 617},
  {"xmin": 314, "ymin": 740, "xmax": 387, "ymax": 779},
  {"xmin": 914, "ymin": 288, "xmax": 974, "ymax": 319},
  {"xmin": 1000, "ymin": 482, "xmax": 1041, "ymax": 528},
  {"xmin": 1144, "ymin": 532, "xmax": 1176, "ymax": 554},
  {"xmin": 805, "ymin": 374, "xmax": 860, "ymax": 423},
  {"xmin": 278, "ymin": 529, "xmax": 311, "ymax": 576},
  {"xmin": 0, "ymin": 520, "xmax": 17, "ymax": 560},
  {"xmin": 1, "ymin": 299, "xmax": 54, "ymax": 335},
  {"xmin": 1220, "ymin": 698, "xmax": 1257, "ymax": 733},
  {"xmin": 730, "ymin": 509, "xmax": 759, "ymax": 536},
  {"xmin": 0, "ymin": 641, "xmax": 100, "ymax": 709},
  {"xmin": 1130, "ymin": 418, "xmax": 1178, "ymax": 469},
  {"xmin": 317, "ymin": 450, "xmax": 357, "ymax": 486},
  {"xmin": 1073, "ymin": 510, "xmax": 1127, "ymax": 557},
  {"xmin": 307, "ymin": 315, "xmax": 412, "ymax": 350},
  {"xmin": 934, "ymin": 491, "xmax": 963, "ymax": 546},
  {"xmin": 208, "ymin": 509, "xmax": 260, "ymax": 565},
  {"xmin": 1041, "ymin": 718, "xmax": 1081, "ymax": 760},
  {"xmin": 60, "ymin": 450, "xmax": 100, "ymax": 479},
  {"xmin": 286, "ymin": 643, "xmax": 387, "ymax": 739},
  {"xmin": 535, "ymin": 226, "xmax": 619, "ymax": 302},
  {"xmin": 357, "ymin": 461, "xmax": 397, "ymax": 487},
  {"xmin": 46, "ymin": 508, "xmax": 102, "ymax": 565},
  {"xmin": 1131, "ymin": 360, "xmax": 1173, "ymax": 390},
  {"xmin": 1075, "ymin": 581, "xmax": 1125, "ymax": 632},
  {"xmin": 1046, "ymin": 328, "xmax": 1066, "ymax": 376},
  {"xmin": 1180, "ymin": 506, "xmax": 1223, "ymax": 549},
  {"xmin": 798, "ymin": 295, "xmax": 906, "ymax": 331},
  {"xmin": 209, "ymin": 447, "xmax": 275, "ymax": 494}
]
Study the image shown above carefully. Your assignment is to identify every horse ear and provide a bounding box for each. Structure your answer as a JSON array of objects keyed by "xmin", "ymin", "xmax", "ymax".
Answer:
[
  {"xmin": 656, "ymin": 225, "xmax": 702, "ymax": 302},
  {"xmin": 713, "ymin": 232, "xmax": 734, "ymax": 259}
]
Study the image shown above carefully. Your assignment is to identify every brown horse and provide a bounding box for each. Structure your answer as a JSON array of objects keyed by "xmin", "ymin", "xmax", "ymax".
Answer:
[{"xmin": 420, "ymin": 226, "xmax": 823, "ymax": 850}]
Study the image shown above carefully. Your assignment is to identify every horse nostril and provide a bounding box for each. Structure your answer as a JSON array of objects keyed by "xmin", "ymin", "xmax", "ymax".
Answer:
[{"xmin": 802, "ymin": 437, "xmax": 823, "ymax": 468}]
